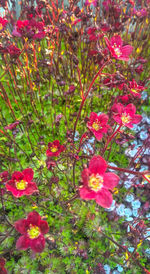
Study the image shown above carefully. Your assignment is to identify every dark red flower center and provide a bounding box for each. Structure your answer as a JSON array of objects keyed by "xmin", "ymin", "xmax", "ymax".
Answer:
[
  {"xmin": 15, "ymin": 180, "xmax": 28, "ymax": 190},
  {"xmin": 27, "ymin": 224, "xmax": 41, "ymax": 239},
  {"xmin": 121, "ymin": 113, "xmax": 131, "ymax": 124},
  {"xmin": 88, "ymin": 174, "xmax": 103, "ymax": 192},
  {"xmin": 50, "ymin": 145, "xmax": 58, "ymax": 153},
  {"xmin": 92, "ymin": 121, "xmax": 102, "ymax": 131}
]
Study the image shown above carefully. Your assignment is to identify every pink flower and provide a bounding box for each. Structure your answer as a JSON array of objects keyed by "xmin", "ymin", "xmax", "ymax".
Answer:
[
  {"xmin": 0, "ymin": 17, "xmax": 8, "ymax": 31},
  {"xmin": 6, "ymin": 168, "xmax": 38, "ymax": 198},
  {"xmin": 46, "ymin": 140, "xmax": 65, "ymax": 157},
  {"xmin": 87, "ymin": 112, "xmax": 110, "ymax": 141},
  {"xmin": 85, "ymin": 0, "xmax": 98, "ymax": 7},
  {"xmin": 112, "ymin": 103, "xmax": 142, "ymax": 128},
  {"xmin": 129, "ymin": 79, "xmax": 145, "ymax": 98},
  {"xmin": 0, "ymin": 257, "xmax": 7, "ymax": 274},
  {"xmin": 105, "ymin": 35, "xmax": 133, "ymax": 61},
  {"xmin": 4, "ymin": 121, "xmax": 20, "ymax": 130},
  {"xmin": 15, "ymin": 211, "xmax": 49, "ymax": 253},
  {"xmin": 79, "ymin": 155, "xmax": 120, "ymax": 208},
  {"xmin": 0, "ymin": 171, "xmax": 9, "ymax": 183}
]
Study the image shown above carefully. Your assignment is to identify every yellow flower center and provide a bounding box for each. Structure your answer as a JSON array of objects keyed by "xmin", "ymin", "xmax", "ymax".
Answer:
[
  {"xmin": 28, "ymin": 225, "xmax": 41, "ymax": 239},
  {"xmin": 121, "ymin": 113, "xmax": 131, "ymax": 124},
  {"xmin": 51, "ymin": 145, "xmax": 58, "ymax": 153},
  {"xmin": 92, "ymin": 121, "xmax": 102, "ymax": 131},
  {"xmin": 16, "ymin": 180, "xmax": 28, "ymax": 190},
  {"xmin": 88, "ymin": 174, "xmax": 103, "ymax": 192},
  {"xmin": 0, "ymin": 24, "xmax": 3, "ymax": 31},
  {"xmin": 131, "ymin": 89, "xmax": 138, "ymax": 94}
]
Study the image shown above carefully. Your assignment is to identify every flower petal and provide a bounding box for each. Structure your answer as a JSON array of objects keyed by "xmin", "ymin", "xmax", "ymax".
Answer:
[
  {"xmin": 14, "ymin": 219, "xmax": 28, "ymax": 234},
  {"xmin": 103, "ymin": 172, "xmax": 120, "ymax": 190},
  {"xmin": 39, "ymin": 220, "xmax": 49, "ymax": 234},
  {"xmin": 132, "ymin": 114, "xmax": 142, "ymax": 124},
  {"xmin": 16, "ymin": 235, "xmax": 30, "ymax": 250},
  {"xmin": 24, "ymin": 182, "xmax": 38, "ymax": 195},
  {"xmin": 89, "ymin": 155, "xmax": 107, "ymax": 174},
  {"xmin": 30, "ymin": 235, "xmax": 45, "ymax": 253},
  {"xmin": 79, "ymin": 187, "xmax": 96, "ymax": 200},
  {"xmin": 22, "ymin": 168, "xmax": 34, "ymax": 181},
  {"xmin": 12, "ymin": 171, "xmax": 24, "ymax": 181},
  {"xmin": 81, "ymin": 169, "xmax": 90, "ymax": 186},
  {"xmin": 27, "ymin": 211, "xmax": 40, "ymax": 226},
  {"xmin": 95, "ymin": 189, "xmax": 113, "ymax": 208}
]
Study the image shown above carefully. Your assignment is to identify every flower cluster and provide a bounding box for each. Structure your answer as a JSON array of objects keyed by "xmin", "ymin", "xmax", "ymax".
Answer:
[
  {"xmin": 15, "ymin": 211, "xmax": 49, "ymax": 253},
  {"xmin": 6, "ymin": 168, "xmax": 38, "ymax": 198},
  {"xmin": 79, "ymin": 155, "xmax": 120, "ymax": 208}
]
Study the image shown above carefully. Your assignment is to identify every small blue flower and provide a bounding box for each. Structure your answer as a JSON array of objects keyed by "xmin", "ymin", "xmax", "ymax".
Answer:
[
  {"xmin": 140, "ymin": 130, "xmax": 148, "ymax": 141},
  {"xmin": 146, "ymin": 213, "xmax": 150, "ymax": 220},
  {"xmin": 128, "ymin": 247, "xmax": 134, "ymax": 253},
  {"xmin": 126, "ymin": 216, "xmax": 133, "ymax": 221},
  {"xmin": 124, "ymin": 208, "xmax": 132, "ymax": 217},
  {"xmin": 132, "ymin": 209, "xmax": 138, "ymax": 217},
  {"xmin": 125, "ymin": 194, "xmax": 134, "ymax": 203},
  {"xmin": 144, "ymin": 230, "xmax": 150, "ymax": 240},
  {"xmin": 104, "ymin": 264, "xmax": 111, "ymax": 274},
  {"xmin": 124, "ymin": 180, "xmax": 132, "ymax": 189},
  {"xmin": 145, "ymin": 248, "xmax": 150, "ymax": 257},
  {"xmin": 112, "ymin": 271, "xmax": 119, "ymax": 274},
  {"xmin": 105, "ymin": 200, "xmax": 116, "ymax": 212},
  {"xmin": 116, "ymin": 204, "xmax": 125, "ymax": 216},
  {"xmin": 141, "ymin": 91, "xmax": 148, "ymax": 100},
  {"xmin": 117, "ymin": 265, "xmax": 123, "ymax": 272},
  {"xmin": 131, "ymin": 200, "xmax": 141, "ymax": 209}
]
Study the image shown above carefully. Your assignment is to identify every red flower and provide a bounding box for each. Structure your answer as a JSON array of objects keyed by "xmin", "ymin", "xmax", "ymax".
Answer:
[
  {"xmin": 7, "ymin": 45, "xmax": 21, "ymax": 58},
  {"xmin": 112, "ymin": 103, "xmax": 142, "ymax": 128},
  {"xmin": 129, "ymin": 79, "xmax": 145, "ymax": 98},
  {"xmin": 85, "ymin": 0, "xmax": 98, "ymax": 6},
  {"xmin": 46, "ymin": 140, "xmax": 65, "ymax": 157},
  {"xmin": 6, "ymin": 168, "xmax": 38, "ymax": 198},
  {"xmin": 79, "ymin": 155, "xmax": 120, "ymax": 208},
  {"xmin": 0, "ymin": 171, "xmax": 9, "ymax": 183},
  {"xmin": 0, "ymin": 17, "xmax": 8, "ymax": 31},
  {"xmin": 105, "ymin": 35, "xmax": 133, "ymax": 61},
  {"xmin": 0, "ymin": 258, "xmax": 7, "ymax": 274},
  {"xmin": 14, "ymin": 211, "xmax": 49, "ymax": 253},
  {"xmin": 4, "ymin": 121, "xmax": 20, "ymax": 130},
  {"xmin": 87, "ymin": 112, "xmax": 110, "ymax": 141}
]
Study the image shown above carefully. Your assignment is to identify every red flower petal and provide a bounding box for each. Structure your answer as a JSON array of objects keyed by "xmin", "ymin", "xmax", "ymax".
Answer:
[
  {"xmin": 24, "ymin": 182, "xmax": 38, "ymax": 195},
  {"xmin": 14, "ymin": 219, "xmax": 28, "ymax": 234},
  {"xmin": 132, "ymin": 114, "xmax": 142, "ymax": 124},
  {"xmin": 22, "ymin": 168, "xmax": 34, "ymax": 181},
  {"xmin": 89, "ymin": 155, "xmax": 107, "ymax": 174},
  {"xmin": 16, "ymin": 235, "xmax": 30, "ymax": 250},
  {"xmin": 53, "ymin": 140, "xmax": 60, "ymax": 146},
  {"xmin": 93, "ymin": 131, "xmax": 103, "ymax": 141},
  {"xmin": 30, "ymin": 234, "xmax": 45, "ymax": 253},
  {"xmin": 81, "ymin": 169, "xmax": 90, "ymax": 186},
  {"xmin": 125, "ymin": 104, "xmax": 136, "ymax": 116},
  {"xmin": 27, "ymin": 211, "xmax": 40, "ymax": 226},
  {"xmin": 95, "ymin": 189, "xmax": 113, "ymax": 208},
  {"xmin": 0, "ymin": 258, "xmax": 5, "ymax": 267},
  {"xmin": 79, "ymin": 187, "xmax": 96, "ymax": 200},
  {"xmin": 121, "ymin": 45, "xmax": 133, "ymax": 56},
  {"xmin": 111, "ymin": 35, "xmax": 122, "ymax": 47},
  {"xmin": 103, "ymin": 172, "xmax": 120, "ymax": 190},
  {"xmin": 39, "ymin": 220, "xmax": 49, "ymax": 234},
  {"xmin": 12, "ymin": 171, "xmax": 24, "ymax": 181}
]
